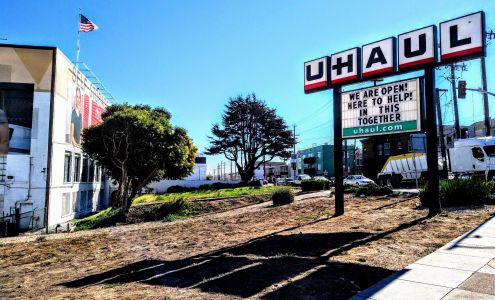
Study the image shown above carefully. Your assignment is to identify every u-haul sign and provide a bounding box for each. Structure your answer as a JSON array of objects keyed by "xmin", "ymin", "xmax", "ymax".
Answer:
[
  {"xmin": 341, "ymin": 78, "xmax": 421, "ymax": 138},
  {"xmin": 304, "ymin": 11, "xmax": 485, "ymax": 92}
]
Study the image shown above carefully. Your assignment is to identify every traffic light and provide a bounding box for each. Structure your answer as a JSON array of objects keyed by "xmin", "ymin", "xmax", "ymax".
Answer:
[{"xmin": 458, "ymin": 80, "xmax": 467, "ymax": 99}]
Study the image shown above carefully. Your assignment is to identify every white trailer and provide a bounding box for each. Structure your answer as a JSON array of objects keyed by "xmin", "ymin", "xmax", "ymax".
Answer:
[
  {"xmin": 377, "ymin": 153, "xmax": 437, "ymax": 187},
  {"xmin": 377, "ymin": 137, "xmax": 495, "ymax": 187}
]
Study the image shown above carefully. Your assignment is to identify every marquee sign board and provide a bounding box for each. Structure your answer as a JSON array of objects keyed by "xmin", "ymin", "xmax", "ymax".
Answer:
[
  {"xmin": 304, "ymin": 11, "xmax": 485, "ymax": 93},
  {"xmin": 341, "ymin": 78, "xmax": 422, "ymax": 138}
]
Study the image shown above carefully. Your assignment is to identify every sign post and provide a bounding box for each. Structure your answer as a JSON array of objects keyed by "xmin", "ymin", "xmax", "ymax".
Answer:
[
  {"xmin": 424, "ymin": 67, "xmax": 441, "ymax": 214},
  {"xmin": 333, "ymin": 86, "xmax": 344, "ymax": 216}
]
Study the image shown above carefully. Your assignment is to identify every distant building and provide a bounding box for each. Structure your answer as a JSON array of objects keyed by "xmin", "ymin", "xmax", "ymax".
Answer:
[
  {"xmin": 253, "ymin": 161, "xmax": 289, "ymax": 180},
  {"xmin": 470, "ymin": 118, "xmax": 495, "ymax": 137},
  {"xmin": 184, "ymin": 156, "xmax": 207, "ymax": 180},
  {"xmin": 298, "ymin": 144, "xmax": 355, "ymax": 178}
]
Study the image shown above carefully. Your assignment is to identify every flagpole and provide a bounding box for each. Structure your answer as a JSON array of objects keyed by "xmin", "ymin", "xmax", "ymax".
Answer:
[{"xmin": 76, "ymin": 8, "xmax": 81, "ymax": 67}]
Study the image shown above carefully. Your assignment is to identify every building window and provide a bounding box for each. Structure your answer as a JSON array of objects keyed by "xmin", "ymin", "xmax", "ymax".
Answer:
[
  {"xmin": 73, "ymin": 154, "xmax": 81, "ymax": 182},
  {"xmin": 64, "ymin": 152, "xmax": 72, "ymax": 183},
  {"xmin": 81, "ymin": 157, "xmax": 89, "ymax": 182},
  {"xmin": 0, "ymin": 155, "xmax": 6, "ymax": 182},
  {"xmin": 377, "ymin": 144, "xmax": 383, "ymax": 156},
  {"xmin": 89, "ymin": 159, "xmax": 95, "ymax": 182},
  {"xmin": 61, "ymin": 193, "xmax": 71, "ymax": 216},
  {"xmin": 384, "ymin": 143, "xmax": 390, "ymax": 156},
  {"xmin": 72, "ymin": 192, "xmax": 78, "ymax": 213}
]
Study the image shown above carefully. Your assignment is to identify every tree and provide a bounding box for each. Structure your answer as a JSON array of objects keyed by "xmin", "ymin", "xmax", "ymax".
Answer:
[
  {"xmin": 206, "ymin": 94, "xmax": 295, "ymax": 182},
  {"xmin": 82, "ymin": 104, "xmax": 197, "ymax": 219}
]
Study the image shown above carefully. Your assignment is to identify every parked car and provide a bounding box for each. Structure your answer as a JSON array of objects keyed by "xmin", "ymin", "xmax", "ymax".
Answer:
[
  {"xmin": 343, "ymin": 175, "xmax": 375, "ymax": 186},
  {"xmin": 285, "ymin": 178, "xmax": 294, "ymax": 185},
  {"xmin": 294, "ymin": 174, "xmax": 312, "ymax": 185},
  {"xmin": 275, "ymin": 178, "xmax": 286, "ymax": 186},
  {"xmin": 313, "ymin": 176, "xmax": 330, "ymax": 182}
]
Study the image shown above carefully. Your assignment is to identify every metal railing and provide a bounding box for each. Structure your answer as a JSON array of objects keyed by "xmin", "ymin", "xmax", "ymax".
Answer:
[{"xmin": 0, "ymin": 207, "xmax": 46, "ymax": 237}]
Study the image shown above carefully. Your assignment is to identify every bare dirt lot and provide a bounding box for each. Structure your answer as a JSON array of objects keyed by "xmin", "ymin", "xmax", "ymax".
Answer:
[{"xmin": 1, "ymin": 193, "xmax": 494, "ymax": 300}]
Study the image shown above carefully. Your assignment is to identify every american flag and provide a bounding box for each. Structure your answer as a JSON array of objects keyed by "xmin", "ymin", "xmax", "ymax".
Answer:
[{"xmin": 79, "ymin": 14, "xmax": 99, "ymax": 32}]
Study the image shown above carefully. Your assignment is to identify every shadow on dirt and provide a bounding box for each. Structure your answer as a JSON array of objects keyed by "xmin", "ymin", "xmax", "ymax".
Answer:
[{"xmin": 61, "ymin": 216, "xmax": 430, "ymax": 299}]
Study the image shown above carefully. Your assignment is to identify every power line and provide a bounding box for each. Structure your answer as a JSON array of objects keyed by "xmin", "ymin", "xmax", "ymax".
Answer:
[{"xmin": 294, "ymin": 100, "xmax": 332, "ymax": 125}]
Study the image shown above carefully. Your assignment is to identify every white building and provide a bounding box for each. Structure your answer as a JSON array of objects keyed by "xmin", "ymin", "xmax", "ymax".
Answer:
[
  {"xmin": 0, "ymin": 44, "xmax": 111, "ymax": 232},
  {"xmin": 184, "ymin": 156, "xmax": 207, "ymax": 180}
]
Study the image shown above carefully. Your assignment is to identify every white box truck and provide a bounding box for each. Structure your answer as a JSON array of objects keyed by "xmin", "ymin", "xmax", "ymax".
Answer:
[
  {"xmin": 447, "ymin": 137, "xmax": 495, "ymax": 179},
  {"xmin": 376, "ymin": 137, "xmax": 495, "ymax": 187}
]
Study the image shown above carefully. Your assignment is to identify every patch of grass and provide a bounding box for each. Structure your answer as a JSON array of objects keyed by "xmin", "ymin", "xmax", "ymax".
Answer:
[
  {"xmin": 35, "ymin": 236, "xmax": 46, "ymax": 242},
  {"xmin": 427, "ymin": 242, "xmax": 445, "ymax": 252},
  {"xmin": 104, "ymin": 283, "xmax": 121, "ymax": 289},
  {"xmin": 73, "ymin": 207, "xmax": 122, "ymax": 231},
  {"xmin": 134, "ymin": 186, "xmax": 291, "ymax": 205},
  {"xmin": 208, "ymin": 219, "xmax": 222, "ymax": 224}
]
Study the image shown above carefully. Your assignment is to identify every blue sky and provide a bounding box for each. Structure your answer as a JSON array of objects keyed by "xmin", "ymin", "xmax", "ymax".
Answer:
[{"xmin": 1, "ymin": 0, "xmax": 494, "ymax": 175}]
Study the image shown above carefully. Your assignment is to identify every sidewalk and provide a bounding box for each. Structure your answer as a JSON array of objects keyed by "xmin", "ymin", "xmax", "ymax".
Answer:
[{"xmin": 351, "ymin": 216, "xmax": 495, "ymax": 300}]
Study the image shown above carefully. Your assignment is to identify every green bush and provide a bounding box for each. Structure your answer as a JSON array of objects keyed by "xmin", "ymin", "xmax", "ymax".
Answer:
[
  {"xmin": 271, "ymin": 188, "xmax": 295, "ymax": 206},
  {"xmin": 301, "ymin": 179, "xmax": 329, "ymax": 192},
  {"xmin": 420, "ymin": 179, "xmax": 494, "ymax": 207},
  {"xmin": 355, "ymin": 184, "xmax": 393, "ymax": 197},
  {"xmin": 73, "ymin": 207, "xmax": 122, "ymax": 231}
]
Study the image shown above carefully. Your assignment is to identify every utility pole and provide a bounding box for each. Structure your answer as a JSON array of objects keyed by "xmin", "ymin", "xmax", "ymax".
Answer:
[
  {"xmin": 292, "ymin": 123, "xmax": 298, "ymax": 179},
  {"xmin": 481, "ymin": 57, "xmax": 490, "ymax": 136},
  {"xmin": 293, "ymin": 124, "xmax": 296, "ymax": 154},
  {"xmin": 484, "ymin": 30, "xmax": 495, "ymax": 136},
  {"xmin": 436, "ymin": 88, "xmax": 449, "ymax": 178},
  {"xmin": 450, "ymin": 64, "xmax": 461, "ymax": 139}
]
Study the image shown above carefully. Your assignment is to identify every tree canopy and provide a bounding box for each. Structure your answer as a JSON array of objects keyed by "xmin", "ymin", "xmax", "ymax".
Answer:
[
  {"xmin": 82, "ymin": 104, "xmax": 197, "ymax": 218},
  {"xmin": 206, "ymin": 94, "xmax": 295, "ymax": 182}
]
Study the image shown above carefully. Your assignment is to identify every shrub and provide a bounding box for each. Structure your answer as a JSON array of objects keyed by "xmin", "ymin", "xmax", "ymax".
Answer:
[
  {"xmin": 271, "ymin": 188, "xmax": 295, "ymax": 206},
  {"xmin": 355, "ymin": 184, "xmax": 393, "ymax": 197},
  {"xmin": 301, "ymin": 180, "xmax": 329, "ymax": 192},
  {"xmin": 420, "ymin": 179, "xmax": 494, "ymax": 207}
]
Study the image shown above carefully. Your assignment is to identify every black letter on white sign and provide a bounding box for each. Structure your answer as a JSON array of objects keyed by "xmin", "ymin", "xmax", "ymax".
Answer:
[
  {"xmin": 366, "ymin": 47, "xmax": 387, "ymax": 68},
  {"xmin": 306, "ymin": 62, "xmax": 324, "ymax": 81},
  {"xmin": 332, "ymin": 54, "xmax": 353, "ymax": 75},
  {"xmin": 450, "ymin": 25, "xmax": 471, "ymax": 47},
  {"xmin": 404, "ymin": 34, "xmax": 427, "ymax": 58}
]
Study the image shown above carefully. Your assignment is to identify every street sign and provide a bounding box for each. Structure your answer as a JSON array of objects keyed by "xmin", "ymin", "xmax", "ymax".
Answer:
[{"xmin": 341, "ymin": 78, "xmax": 422, "ymax": 138}]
